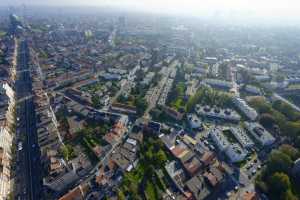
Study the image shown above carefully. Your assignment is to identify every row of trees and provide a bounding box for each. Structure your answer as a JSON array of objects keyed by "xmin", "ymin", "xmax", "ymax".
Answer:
[
  {"xmin": 120, "ymin": 137, "xmax": 168, "ymax": 200},
  {"xmin": 250, "ymin": 97, "xmax": 300, "ymax": 147},
  {"xmin": 273, "ymin": 100, "xmax": 300, "ymax": 121},
  {"xmin": 134, "ymin": 97, "xmax": 148, "ymax": 116},
  {"xmin": 256, "ymin": 145, "xmax": 300, "ymax": 200},
  {"xmin": 186, "ymin": 86, "xmax": 233, "ymax": 113},
  {"xmin": 168, "ymin": 82, "xmax": 186, "ymax": 112}
]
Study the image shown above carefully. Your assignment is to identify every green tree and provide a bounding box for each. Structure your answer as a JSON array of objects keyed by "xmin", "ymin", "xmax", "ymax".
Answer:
[
  {"xmin": 61, "ymin": 144, "xmax": 76, "ymax": 161},
  {"xmin": 279, "ymin": 144, "xmax": 300, "ymax": 161},
  {"xmin": 91, "ymin": 95, "xmax": 101, "ymax": 108},
  {"xmin": 135, "ymin": 97, "xmax": 147, "ymax": 116},
  {"xmin": 267, "ymin": 172, "xmax": 292, "ymax": 199},
  {"xmin": 266, "ymin": 150, "xmax": 293, "ymax": 175},
  {"xmin": 282, "ymin": 190, "xmax": 298, "ymax": 200},
  {"xmin": 155, "ymin": 150, "xmax": 167, "ymax": 167},
  {"xmin": 275, "ymin": 74, "xmax": 285, "ymax": 82},
  {"xmin": 117, "ymin": 190, "xmax": 126, "ymax": 200},
  {"xmin": 268, "ymin": 172, "xmax": 291, "ymax": 193},
  {"xmin": 259, "ymin": 113, "xmax": 276, "ymax": 128},
  {"xmin": 273, "ymin": 100, "xmax": 300, "ymax": 121}
]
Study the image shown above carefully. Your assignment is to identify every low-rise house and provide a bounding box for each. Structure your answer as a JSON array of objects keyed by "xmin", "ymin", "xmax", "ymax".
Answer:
[
  {"xmin": 185, "ymin": 174, "xmax": 211, "ymax": 200},
  {"xmin": 44, "ymin": 170, "xmax": 80, "ymax": 194},
  {"xmin": 111, "ymin": 137, "xmax": 138, "ymax": 172},
  {"xmin": 111, "ymin": 103, "xmax": 137, "ymax": 115},
  {"xmin": 100, "ymin": 73, "xmax": 121, "ymax": 81},
  {"xmin": 111, "ymin": 152, "xmax": 131, "ymax": 171},
  {"xmin": 254, "ymin": 75, "xmax": 270, "ymax": 82},
  {"xmin": 67, "ymin": 116, "xmax": 85, "ymax": 136},
  {"xmin": 104, "ymin": 120, "xmax": 127, "ymax": 145},
  {"xmin": 242, "ymin": 191, "xmax": 259, "ymax": 200},
  {"xmin": 100, "ymin": 95, "xmax": 110, "ymax": 106},
  {"xmin": 59, "ymin": 183, "xmax": 90, "ymax": 200},
  {"xmin": 70, "ymin": 152, "xmax": 92, "ymax": 176},
  {"xmin": 0, "ymin": 147, "xmax": 10, "ymax": 199},
  {"xmin": 199, "ymin": 151, "xmax": 216, "ymax": 167},
  {"xmin": 165, "ymin": 160, "xmax": 187, "ymax": 194},
  {"xmin": 203, "ymin": 166, "xmax": 224, "ymax": 188},
  {"xmin": 182, "ymin": 155, "xmax": 202, "ymax": 176},
  {"xmin": 95, "ymin": 159, "xmax": 117, "ymax": 186},
  {"xmin": 163, "ymin": 106, "xmax": 184, "ymax": 121},
  {"xmin": 141, "ymin": 72, "xmax": 155, "ymax": 86},
  {"xmin": 145, "ymin": 121, "xmax": 161, "ymax": 134},
  {"xmin": 244, "ymin": 85, "xmax": 262, "ymax": 95}
]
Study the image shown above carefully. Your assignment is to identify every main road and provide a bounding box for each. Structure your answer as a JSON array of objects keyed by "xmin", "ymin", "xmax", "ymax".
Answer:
[{"xmin": 15, "ymin": 39, "xmax": 42, "ymax": 200}]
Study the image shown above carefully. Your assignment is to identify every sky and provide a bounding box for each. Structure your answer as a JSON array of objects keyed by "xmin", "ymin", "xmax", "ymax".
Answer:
[{"xmin": 2, "ymin": 0, "xmax": 300, "ymax": 23}]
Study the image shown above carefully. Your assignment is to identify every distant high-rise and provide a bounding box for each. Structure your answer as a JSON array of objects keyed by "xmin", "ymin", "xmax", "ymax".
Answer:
[
  {"xmin": 118, "ymin": 16, "xmax": 125, "ymax": 28},
  {"xmin": 9, "ymin": 14, "xmax": 23, "ymax": 36}
]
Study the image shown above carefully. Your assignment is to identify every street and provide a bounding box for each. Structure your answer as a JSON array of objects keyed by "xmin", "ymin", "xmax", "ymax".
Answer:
[{"xmin": 15, "ymin": 40, "xmax": 42, "ymax": 200}]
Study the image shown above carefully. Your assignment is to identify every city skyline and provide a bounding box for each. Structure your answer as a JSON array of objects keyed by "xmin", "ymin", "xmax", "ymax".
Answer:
[
  {"xmin": 2, "ymin": 0, "xmax": 300, "ymax": 23},
  {"xmin": 0, "ymin": 3, "xmax": 300, "ymax": 200}
]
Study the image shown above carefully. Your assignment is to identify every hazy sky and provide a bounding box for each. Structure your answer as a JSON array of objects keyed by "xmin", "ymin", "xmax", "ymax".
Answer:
[{"xmin": 3, "ymin": 0, "xmax": 300, "ymax": 22}]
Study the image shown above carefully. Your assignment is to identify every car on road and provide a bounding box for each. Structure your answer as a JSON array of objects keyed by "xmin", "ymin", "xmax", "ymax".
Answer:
[
  {"xmin": 257, "ymin": 165, "xmax": 261, "ymax": 170},
  {"xmin": 18, "ymin": 142, "xmax": 23, "ymax": 151},
  {"xmin": 234, "ymin": 186, "xmax": 239, "ymax": 191},
  {"xmin": 226, "ymin": 191, "xmax": 232, "ymax": 198},
  {"xmin": 208, "ymin": 145, "xmax": 215, "ymax": 150}
]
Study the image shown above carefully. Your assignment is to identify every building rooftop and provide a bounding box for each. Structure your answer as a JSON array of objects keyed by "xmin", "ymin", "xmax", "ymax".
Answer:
[
  {"xmin": 196, "ymin": 105, "xmax": 241, "ymax": 122},
  {"xmin": 185, "ymin": 174, "xmax": 211, "ymax": 200},
  {"xmin": 244, "ymin": 122, "xmax": 275, "ymax": 146}
]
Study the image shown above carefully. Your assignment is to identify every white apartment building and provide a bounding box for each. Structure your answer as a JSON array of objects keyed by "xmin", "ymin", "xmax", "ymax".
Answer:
[
  {"xmin": 210, "ymin": 128, "xmax": 229, "ymax": 152},
  {"xmin": 210, "ymin": 127, "xmax": 247, "ymax": 163},
  {"xmin": 225, "ymin": 143, "xmax": 248, "ymax": 163},
  {"xmin": 233, "ymin": 97, "xmax": 258, "ymax": 121},
  {"xmin": 187, "ymin": 114, "xmax": 202, "ymax": 129},
  {"xmin": 0, "ymin": 127, "xmax": 13, "ymax": 199},
  {"xmin": 244, "ymin": 122, "xmax": 275, "ymax": 146},
  {"xmin": 204, "ymin": 78, "xmax": 233, "ymax": 90},
  {"xmin": 230, "ymin": 127, "xmax": 254, "ymax": 148}
]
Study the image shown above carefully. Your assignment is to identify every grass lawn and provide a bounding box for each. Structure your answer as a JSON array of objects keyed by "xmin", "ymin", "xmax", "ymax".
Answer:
[
  {"xmin": 81, "ymin": 138, "xmax": 99, "ymax": 164},
  {"xmin": 170, "ymin": 98, "xmax": 184, "ymax": 110},
  {"xmin": 120, "ymin": 137, "xmax": 170, "ymax": 199},
  {"xmin": 235, "ymin": 159, "xmax": 248, "ymax": 168},
  {"xmin": 131, "ymin": 164, "xmax": 145, "ymax": 182},
  {"xmin": 0, "ymin": 31, "xmax": 6, "ymax": 37},
  {"xmin": 81, "ymin": 82, "xmax": 103, "ymax": 94},
  {"xmin": 222, "ymin": 129, "xmax": 238, "ymax": 144},
  {"xmin": 287, "ymin": 84, "xmax": 300, "ymax": 90},
  {"xmin": 145, "ymin": 181, "xmax": 158, "ymax": 200},
  {"xmin": 69, "ymin": 124, "xmax": 111, "ymax": 163},
  {"xmin": 169, "ymin": 82, "xmax": 187, "ymax": 112},
  {"xmin": 117, "ymin": 94, "xmax": 136, "ymax": 106}
]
